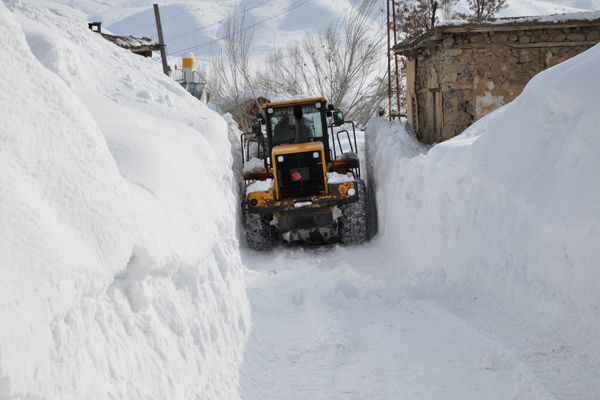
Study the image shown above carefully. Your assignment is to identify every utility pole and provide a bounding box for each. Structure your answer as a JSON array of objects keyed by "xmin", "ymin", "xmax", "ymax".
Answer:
[
  {"xmin": 153, "ymin": 4, "xmax": 170, "ymax": 76},
  {"xmin": 386, "ymin": 0, "xmax": 392, "ymax": 121},
  {"xmin": 391, "ymin": 0, "xmax": 401, "ymax": 119}
]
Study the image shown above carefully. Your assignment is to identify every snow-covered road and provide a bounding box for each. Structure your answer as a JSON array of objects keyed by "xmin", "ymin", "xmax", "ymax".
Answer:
[
  {"xmin": 237, "ymin": 245, "xmax": 560, "ymax": 400},
  {"xmin": 3, "ymin": 0, "xmax": 599, "ymax": 398},
  {"xmin": 230, "ymin": 107, "xmax": 600, "ymax": 399}
]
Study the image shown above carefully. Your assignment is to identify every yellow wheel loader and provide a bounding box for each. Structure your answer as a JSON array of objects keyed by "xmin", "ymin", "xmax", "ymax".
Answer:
[{"xmin": 240, "ymin": 97, "xmax": 369, "ymax": 250}]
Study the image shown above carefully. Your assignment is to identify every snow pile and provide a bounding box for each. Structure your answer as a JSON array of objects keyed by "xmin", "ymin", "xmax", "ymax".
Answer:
[
  {"xmin": 0, "ymin": 1, "xmax": 249, "ymax": 399},
  {"xmin": 368, "ymin": 44, "xmax": 600, "ymax": 318},
  {"xmin": 243, "ymin": 157, "xmax": 266, "ymax": 174},
  {"xmin": 246, "ymin": 179, "xmax": 274, "ymax": 194},
  {"xmin": 327, "ymin": 172, "xmax": 355, "ymax": 184},
  {"xmin": 367, "ymin": 44, "xmax": 600, "ymax": 397}
]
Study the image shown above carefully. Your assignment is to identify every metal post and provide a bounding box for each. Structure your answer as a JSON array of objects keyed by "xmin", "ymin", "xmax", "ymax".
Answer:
[
  {"xmin": 153, "ymin": 4, "xmax": 170, "ymax": 76},
  {"xmin": 391, "ymin": 0, "xmax": 401, "ymax": 119},
  {"xmin": 386, "ymin": 0, "xmax": 392, "ymax": 121}
]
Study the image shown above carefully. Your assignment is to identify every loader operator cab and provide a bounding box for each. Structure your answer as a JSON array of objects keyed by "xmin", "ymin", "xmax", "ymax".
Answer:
[
  {"xmin": 245, "ymin": 97, "xmax": 348, "ymax": 165},
  {"xmin": 239, "ymin": 96, "xmax": 369, "ymax": 251},
  {"xmin": 262, "ymin": 99, "xmax": 331, "ymax": 162}
]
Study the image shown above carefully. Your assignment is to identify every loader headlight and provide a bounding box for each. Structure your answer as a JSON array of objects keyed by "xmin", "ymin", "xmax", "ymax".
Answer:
[
  {"xmin": 313, "ymin": 152, "xmax": 319, "ymax": 159},
  {"xmin": 277, "ymin": 155, "xmax": 284, "ymax": 162},
  {"xmin": 250, "ymin": 199, "xmax": 258, "ymax": 206},
  {"xmin": 348, "ymin": 188, "xmax": 356, "ymax": 197}
]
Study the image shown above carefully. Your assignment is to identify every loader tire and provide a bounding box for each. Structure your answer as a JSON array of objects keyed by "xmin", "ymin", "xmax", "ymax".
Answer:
[
  {"xmin": 243, "ymin": 204, "xmax": 273, "ymax": 251},
  {"xmin": 339, "ymin": 179, "xmax": 369, "ymax": 245}
]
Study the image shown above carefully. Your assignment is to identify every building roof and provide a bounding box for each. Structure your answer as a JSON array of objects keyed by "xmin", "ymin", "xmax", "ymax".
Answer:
[
  {"xmin": 100, "ymin": 33, "xmax": 161, "ymax": 54},
  {"xmin": 394, "ymin": 11, "xmax": 600, "ymax": 55}
]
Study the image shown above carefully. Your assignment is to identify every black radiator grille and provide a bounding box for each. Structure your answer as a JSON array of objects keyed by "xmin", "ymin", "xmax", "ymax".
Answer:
[{"xmin": 276, "ymin": 151, "xmax": 325, "ymax": 199}]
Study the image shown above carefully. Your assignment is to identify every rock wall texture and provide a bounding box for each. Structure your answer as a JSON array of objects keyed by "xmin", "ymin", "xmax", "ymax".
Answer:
[{"xmin": 401, "ymin": 21, "xmax": 600, "ymax": 144}]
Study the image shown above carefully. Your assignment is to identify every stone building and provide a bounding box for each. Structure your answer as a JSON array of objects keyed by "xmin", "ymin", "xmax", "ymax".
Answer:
[{"xmin": 394, "ymin": 13, "xmax": 600, "ymax": 144}]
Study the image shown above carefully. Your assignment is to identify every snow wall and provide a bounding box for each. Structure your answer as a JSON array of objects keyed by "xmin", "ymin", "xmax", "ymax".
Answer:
[
  {"xmin": 0, "ymin": 1, "xmax": 249, "ymax": 399},
  {"xmin": 368, "ymin": 44, "xmax": 600, "ymax": 322}
]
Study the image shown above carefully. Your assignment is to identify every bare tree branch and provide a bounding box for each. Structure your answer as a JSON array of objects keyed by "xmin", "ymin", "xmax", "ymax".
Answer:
[
  {"xmin": 459, "ymin": 0, "xmax": 508, "ymax": 22},
  {"xmin": 396, "ymin": 0, "xmax": 457, "ymax": 39},
  {"xmin": 257, "ymin": 0, "xmax": 388, "ymax": 124}
]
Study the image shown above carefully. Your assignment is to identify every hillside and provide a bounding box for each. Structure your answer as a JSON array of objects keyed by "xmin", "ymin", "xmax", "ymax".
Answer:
[{"xmin": 62, "ymin": 0, "xmax": 600, "ymax": 63}]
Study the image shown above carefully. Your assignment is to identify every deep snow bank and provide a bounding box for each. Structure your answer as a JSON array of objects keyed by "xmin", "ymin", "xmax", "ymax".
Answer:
[
  {"xmin": 367, "ymin": 46, "xmax": 600, "ymax": 398},
  {"xmin": 0, "ymin": 1, "xmax": 248, "ymax": 399},
  {"xmin": 368, "ymin": 44, "xmax": 600, "ymax": 315}
]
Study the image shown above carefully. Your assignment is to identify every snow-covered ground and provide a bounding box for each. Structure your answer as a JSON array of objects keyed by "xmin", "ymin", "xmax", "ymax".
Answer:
[
  {"xmin": 234, "ymin": 39, "xmax": 600, "ymax": 397},
  {"xmin": 235, "ymin": 45, "xmax": 600, "ymax": 399},
  {"xmin": 239, "ymin": 246, "xmax": 571, "ymax": 400},
  {"xmin": 1, "ymin": 0, "xmax": 249, "ymax": 398},
  {"xmin": 365, "ymin": 43, "xmax": 600, "ymax": 398},
  {"xmin": 2, "ymin": 0, "xmax": 600, "ymax": 399}
]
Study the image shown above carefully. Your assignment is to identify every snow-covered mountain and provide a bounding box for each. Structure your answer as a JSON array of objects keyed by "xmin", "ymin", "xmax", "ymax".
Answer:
[
  {"xmin": 71, "ymin": 0, "xmax": 359, "ymax": 63},
  {"xmin": 66, "ymin": 0, "xmax": 600, "ymax": 63}
]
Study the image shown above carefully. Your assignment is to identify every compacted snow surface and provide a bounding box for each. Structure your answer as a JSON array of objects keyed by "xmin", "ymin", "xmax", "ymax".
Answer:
[
  {"xmin": 1, "ymin": 0, "xmax": 600, "ymax": 399},
  {"xmin": 240, "ymin": 248, "xmax": 525, "ymax": 400}
]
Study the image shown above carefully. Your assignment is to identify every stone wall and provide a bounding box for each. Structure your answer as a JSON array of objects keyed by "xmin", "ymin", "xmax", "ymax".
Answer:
[{"xmin": 407, "ymin": 23, "xmax": 600, "ymax": 144}]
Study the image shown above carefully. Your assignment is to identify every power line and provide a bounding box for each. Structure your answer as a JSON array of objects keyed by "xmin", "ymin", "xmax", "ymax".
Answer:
[
  {"xmin": 165, "ymin": 3, "xmax": 265, "ymax": 42},
  {"xmin": 168, "ymin": 0, "xmax": 311, "ymax": 56},
  {"xmin": 169, "ymin": 0, "xmax": 309, "ymax": 55}
]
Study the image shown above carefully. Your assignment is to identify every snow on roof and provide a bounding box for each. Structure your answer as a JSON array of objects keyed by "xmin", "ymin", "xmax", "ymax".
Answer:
[
  {"xmin": 438, "ymin": 10, "xmax": 600, "ymax": 27},
  {"xmin": 100, "ymin": 33, "xmax": 160, "ymax": 51},
  {"xmin": 396, "ymin": 10, "xmax": 600, "ymax": 52}
]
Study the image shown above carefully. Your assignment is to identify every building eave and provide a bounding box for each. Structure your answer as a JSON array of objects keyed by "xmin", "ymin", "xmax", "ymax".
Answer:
[
  {"xmin": 394, "ymin": 13, "xmax": 600, "ymax": 56},
  {"xmin": 100, "ymin": 33, "xmax": 162, "ymax": 52}
]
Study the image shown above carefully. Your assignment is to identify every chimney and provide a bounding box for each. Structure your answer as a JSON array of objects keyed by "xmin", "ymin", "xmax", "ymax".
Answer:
[{"xmin": 88, "ymin": 22, "xmax": 102, "ymax": 33}]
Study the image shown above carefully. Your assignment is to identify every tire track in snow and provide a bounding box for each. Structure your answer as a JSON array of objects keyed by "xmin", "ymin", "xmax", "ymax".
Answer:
[{"xmin": 238, "ymin": 247, "xmax": 542, "ymax": 400}]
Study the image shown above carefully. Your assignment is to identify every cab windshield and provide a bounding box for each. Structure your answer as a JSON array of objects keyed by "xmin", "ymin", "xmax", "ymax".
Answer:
[{"xmin": 270, "ymin": 104, "xmax": 324, "ymax": 145}]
